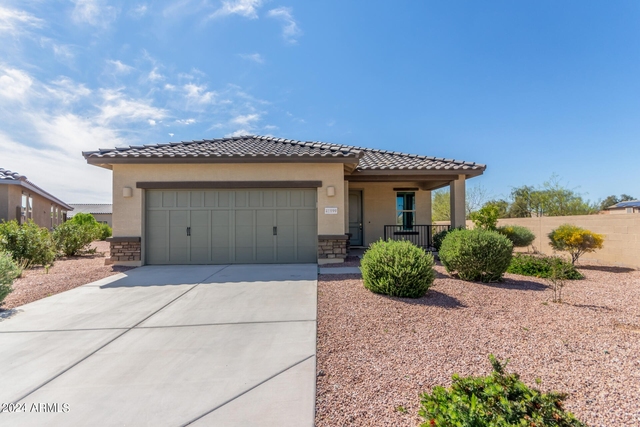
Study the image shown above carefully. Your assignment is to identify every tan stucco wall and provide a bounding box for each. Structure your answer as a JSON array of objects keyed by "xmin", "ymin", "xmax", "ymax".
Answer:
[
  {"xmin": 112, "ymin": 162, "xmax": 346, "ymax": 252},
  {"xmin": 0, "ymin": 185, "xmax": 67, "ymax": 228},
  {"xmin": 347, "ymin": 182, "xmax": 432, "ymax": 246},
  {"xmin": 0, "ymin": 185, "xmax": 9, "ymax": 221},
  {"xmin": 495, "ymin": 215, "xmax": 640, "ymax": 269},
  {"xmin": 91, "ymin": 213, "xmax": 112, "ymax": 227}
]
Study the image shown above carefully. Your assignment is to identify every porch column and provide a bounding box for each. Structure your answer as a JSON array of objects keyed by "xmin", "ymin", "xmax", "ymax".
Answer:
[
  {"xmin": 423, "ymin": 190, "xmax": 432, "ymax": 224},
  {"xmin": 449, "ymin": 174, "xmax": 466, "ymax": 228},
  {"xmin": 343, "ymin": 180, "xmax": 349, "ymax": 233}
]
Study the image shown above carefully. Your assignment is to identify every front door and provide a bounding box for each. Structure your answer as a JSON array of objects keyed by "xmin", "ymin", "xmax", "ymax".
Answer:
[{"xmin": 348, "ymin": 190, "xmax": 363, "ymax": 246}]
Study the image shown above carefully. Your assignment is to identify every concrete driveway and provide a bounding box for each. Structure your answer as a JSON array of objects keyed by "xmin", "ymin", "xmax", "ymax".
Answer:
[{"xmin": 0, "ymin": 264, "xmax": 318, "ymax": 426}]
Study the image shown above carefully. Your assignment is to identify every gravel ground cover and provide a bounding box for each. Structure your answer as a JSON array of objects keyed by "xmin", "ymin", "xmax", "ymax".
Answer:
[
  {"xmin": 316, "ymin": 263, "xmax": 640, "ymax": 427},
  {"xmin": 1, "ymin": 241, "xmax": 133, "ymax": 310},
  {"xmin": 322, "ymin": 256, "xmax": 362, "ymax": 268}
]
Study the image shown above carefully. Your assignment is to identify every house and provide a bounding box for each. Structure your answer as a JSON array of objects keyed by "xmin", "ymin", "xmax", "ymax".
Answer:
[
  {"xmin": 83, "ymin": 135, "xmax": 485, "ymax": 266},
  {"xmin": 603, "ymin": 200, "xmax": 640, "ymax": 214},
  {"xmin": 0, "ymin": 168, "xmax": 72, "ymax": 229},
  {"xmin": 68, "ymin": 204, "xmax": 113, "ymax": 226}
]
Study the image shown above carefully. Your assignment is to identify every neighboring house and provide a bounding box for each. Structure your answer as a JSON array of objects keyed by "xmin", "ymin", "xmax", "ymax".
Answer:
[
  {"xmin": 69, "ymin": 204, "xmax": 113, "ymax": 226},
  {"xmin": 0, "ymin": 168, "xmax": 72, "ymax": 229},
  {"xmin": 603, "ymin": 200, "xmax": 640, "ymax": 214},
  {"xmin": 83, "ymin": 135, "xmax": 485, "ymax": 266}
]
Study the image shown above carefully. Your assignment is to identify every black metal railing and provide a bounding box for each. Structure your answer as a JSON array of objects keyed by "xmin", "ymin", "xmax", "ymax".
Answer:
[{"xmin": 383, "ymin": 224, "xmax": 451, "ymax": 249}]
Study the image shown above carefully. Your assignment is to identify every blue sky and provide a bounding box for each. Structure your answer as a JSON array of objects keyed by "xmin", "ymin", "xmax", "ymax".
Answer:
[{"xmin": 1, "ymin": 1, "xmax": 638, "ymax": 204}]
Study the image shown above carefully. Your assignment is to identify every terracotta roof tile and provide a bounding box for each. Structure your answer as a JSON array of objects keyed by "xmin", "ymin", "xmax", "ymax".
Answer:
[{"xmin": 83, "ymin": 135, "xmax": 485, "ymax": 172}]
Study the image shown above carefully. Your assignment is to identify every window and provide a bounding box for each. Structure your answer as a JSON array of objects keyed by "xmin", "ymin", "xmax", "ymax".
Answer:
[
  {"xmin": 21, "ymin": 194, "xmax": 27, "ymax": 220},
  {"xmin": 396, "ymin": 192, "xmax": 415, "ymax": 229},
  {"xmin": 28, "ymin": 196, "xmax": 33, "ymax": 219}
]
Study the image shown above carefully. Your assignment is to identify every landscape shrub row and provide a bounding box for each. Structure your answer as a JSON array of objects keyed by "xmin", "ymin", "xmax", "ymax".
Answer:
[
  {"xmin": 0, "ymin": 214, "xmax": 112, "ymax": 268},
  {"xmin": 507, "ymin": 253, "xmax": 583, "ymax": 280}
]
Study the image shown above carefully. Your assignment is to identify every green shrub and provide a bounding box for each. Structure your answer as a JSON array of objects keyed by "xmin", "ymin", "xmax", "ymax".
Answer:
[
  {"xmin": 98, "ymin": 223, "xmax": 112, "ymax": 240},
  {"xmin": 439, "ymin": 228, "xmax": 513, "ymax": 282},
  {"xmin": 69, "ymin": 212, "xmax": 99, "ymax": 226},
  {"xmin": 361, "ymin": 239, "xmax": 436, "ymax": 298},
  {"xmin": 507, "ymin": 253, "xmax": 583, "ymax": 280},
  {"xmin": 53, "ymin": 221, "xmax": 100, "ymax": 257},
  {"xmin": 548, "ymin": 224, "xmax": 604, "ymax": 265},
  {"xmin": 0, "ymin": 220, "xmax": 56, "ymax": 267},
  {"xmin": 419, "ymin": 355, "xmax": 586, "ymax": 427},
  {"xmin": 432, "ymin": 228, "xmax": 450, "ymax": 252},
  {"xmin": 470, "ymin": 204, "xmax": 500, "ymax": 230},
  {"xmin": 497, "ymin": 225, "xmax": 536, "ymax": 248},
  {"xmin": 0, "ymin": 251, "xmax": 22, "ymax": 305}
]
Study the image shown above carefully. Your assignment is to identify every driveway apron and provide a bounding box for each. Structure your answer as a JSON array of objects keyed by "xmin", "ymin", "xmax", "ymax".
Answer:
[{"xmin": 0, "ymin": 264, "xmax": 317, "ymax": 427}]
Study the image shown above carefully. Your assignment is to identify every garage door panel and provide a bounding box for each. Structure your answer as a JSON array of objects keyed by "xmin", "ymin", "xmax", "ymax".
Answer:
[
  {"xmin": 146, "ymin": 189, "xmax": 317, "ymax": 264},
  {"xmin": 297, "ymin": 209, "xmax": 316, "ymax": 226},
  {"xmin": 190, "ymin": 211, "xmax": 210, "ymax": 264},
  {"xmin": 162, "ymin": 192, "xmax": 175, "ymax": 208}
]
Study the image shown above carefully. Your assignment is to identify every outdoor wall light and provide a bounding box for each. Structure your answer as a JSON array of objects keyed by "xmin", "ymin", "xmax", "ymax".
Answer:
[
  {"xmin": 326, "ymin": 186, "xmax": 335, "ymax": 197},
  {"xmin": 123, "ymin": 187, "xmax": 133, "ymax": 198}
]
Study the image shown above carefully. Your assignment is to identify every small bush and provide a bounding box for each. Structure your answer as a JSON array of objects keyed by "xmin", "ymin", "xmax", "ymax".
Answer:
[
  {"xmin": 432, "ymin": 228, "xmax": 451, "ymax": 252},
  {"xmin": 419, "ymin": 355, "xmax": 586, "ymax": 427},
  {"xmin": 507, "ymin": 253, "xmax": 583, "ymax": 280},
  {"xmin": 98, "ymin": 223, "xmax": 112, "ymax": 240},
  {"xmin": 469, "ymin": 204, "xmax": 500, "ymax": 230},
  {"xmin": 497, "ymin": 225, "xmax": 536, "ymax": 248},
  {"xmin": 361, "ymin": 239, "xmax": 436, "ymax": 298},
  {"xmin": 69, "ymin": 212, "xmax": 98, "ymax": 226},
  {"xmin": 439, "ymin": 228, "xmax": 513, "ymax": 282},
  {"xmin": 53, "ymin": 221, "xmax": 100, "ymax": 257},
  {"xmin": 0, "ymin": 220, "xmax": 56, "ymax": 267},
  {"xmin": 548, "ymin": 224, "xmax": 604, "ymax": 265},
  {"xmin": 0, "ymin": 251, "xmax": 21, "ymax": 305}
]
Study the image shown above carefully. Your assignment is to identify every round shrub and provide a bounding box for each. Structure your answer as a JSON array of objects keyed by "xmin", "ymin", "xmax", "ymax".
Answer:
[
  {"xmin": 439, "ymin": 228, "xmax": 513, "ymax": 282},
  {"xmin": 53, "ymin": 221, "xmax": 100, "ymax": 257},
  {"xmin": 497, "ymin": 225, "xmax": 535, "ymax": 248},
  {"xmin": 98, "ymin": 223, "xmax": 112, "ymax": 240},
  {"xmin": 361, "ymin": 239, "xmax": 436, "ymax": 298},
  {"xmin": 0, "ymin": 220, "xmax": 56, "ymax": 267},
  {"xmin": 432, "ymin": 228, "xmax": 450, "ymax": 252}
]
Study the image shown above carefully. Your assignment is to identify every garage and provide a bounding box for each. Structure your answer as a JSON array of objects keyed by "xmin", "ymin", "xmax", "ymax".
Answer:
[{"xmin": 145, "ymin": 189, "xmax": 318, "ymax": 264}]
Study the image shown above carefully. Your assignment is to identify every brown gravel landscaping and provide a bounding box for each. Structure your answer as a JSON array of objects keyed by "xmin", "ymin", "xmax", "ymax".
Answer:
[
  {"xmin": 316, "ymin": 263, "xmax": 640, "ymax": 427},
  {"xmin": 1, "ymin": 241, "xmax": 133, "ymax": 310}
]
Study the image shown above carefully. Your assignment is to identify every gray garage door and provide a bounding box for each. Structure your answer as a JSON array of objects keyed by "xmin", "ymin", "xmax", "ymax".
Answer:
[{"xmin": 145, "ymin": 189, "xmax": 318, "ymax": 264}]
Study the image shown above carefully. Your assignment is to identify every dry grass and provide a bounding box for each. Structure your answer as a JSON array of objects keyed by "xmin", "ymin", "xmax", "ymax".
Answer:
[{"xmin": 316, "ymin": 264, "xmax": 640, "ymax": 426}]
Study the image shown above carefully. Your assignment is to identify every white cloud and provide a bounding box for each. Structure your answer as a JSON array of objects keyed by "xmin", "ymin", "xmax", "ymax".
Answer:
[
  {"xmin": 226, "ymin": 129, "xmax": 251, "ymax": 137},
  {"xmin": 148, "ymin": 119, "xmax": 156, "ymax": 126},
  {"xmin": 238, "ymin": 53, "xmax": 264, "ymax": 64},
  {"xmin": 129, "ymin": 4, "xmax": 148, "ymax": 19},
  {"xmin": 97, "ymin": 89, "xmax": 168, "ymax": 125},
  {"xmin": 148, "ymin": 67, "xmax": 164, "ymax": 82},
  {"xmin": 107, "ymin": 59, "xmax": 134, "ymax": 74},
  {"xmin": 184, "ymin": 83, "xmax": 216, "ymax": 105},
  {"xmin": 0, "ymin": 6, "xmax": 43, "ymax": 35},
  {"xmin": 267, "ymin": 7, "xmax": 301, "ymax": 43},
  {"xmin": 45, "ymin": 77, "xmax": 91, "ymax": 104},
  {"xmin": 0, "ymin": 66, "xmax": 33, "ymax": 100},
  {"xmin": 231, "ymin": 113, "xmax": 260, "ymax": 126},
  {"xmin": 264, "ymin": 124, "xmax": 278, "ymax": 130},
  {"xmin": 209, "ymin": 0, "xmax": 262, "ymax": 19},
  {"xmin": 176, "ymin": 118, "xmax": 196, "ymax": 125},
  {"xmin": 71, "ymin": 0, "xmax": 118, "ymax": 28}
]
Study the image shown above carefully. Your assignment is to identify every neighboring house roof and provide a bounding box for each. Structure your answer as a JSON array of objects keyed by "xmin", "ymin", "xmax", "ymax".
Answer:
[
  {"xmin": 0, "ymin": 168, "xmax": 73, "ymax": 210},
  {"xmin": 606, "ymin": 200, "xmax": 640, "ymax": 209},
  {"xmin": 68, "ymin": 204, "xmax": 112, "ymax": 215},
  {"xmin": 83, "ymin": 135, "xmax": 486, "ymax": 174}
]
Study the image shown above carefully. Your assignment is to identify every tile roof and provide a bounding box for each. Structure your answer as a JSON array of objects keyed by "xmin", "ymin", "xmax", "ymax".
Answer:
[
  {"xmin": 83, "ymin": 135, "xmax": 486, "ymax": 172},
  {"xmin": 69, "ymin": 204, "xmax": 112, "ymax": 215},
  {"xmin": 0, "ymin": 168, "xmax": 72, "ymax": 210},
  {"xmin": 608, "ymin": 200, "xmax": 640, "ymax": 209}
]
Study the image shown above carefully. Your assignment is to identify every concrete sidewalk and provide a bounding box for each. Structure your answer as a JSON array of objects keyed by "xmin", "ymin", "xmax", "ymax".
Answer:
[{"xmin": 0, "ymin": 264, "xmax": 317, "ymax": 426}]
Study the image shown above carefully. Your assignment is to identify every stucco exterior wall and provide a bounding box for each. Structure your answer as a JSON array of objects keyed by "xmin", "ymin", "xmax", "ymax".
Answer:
[
  {"xmin": 495, "ymin": 215, "xmax": 640, "ymax": 269},
  {"xmin": 91, "ymin": 213, "xmax": 112, "ymax": 226},
  {"xmin": 347, "ymin": 182, "xmax": 432, "ymax": 246},
  {"xmin": 0, "ymin": 185, "xmax": 67, "ymax": 228},
  {"xmin": 112, "ymin": 162, "xmax": 346, "ymax": 240}
]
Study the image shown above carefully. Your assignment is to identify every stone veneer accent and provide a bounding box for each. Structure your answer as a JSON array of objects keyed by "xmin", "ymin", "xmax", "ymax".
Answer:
[
  {"xmin": 106, "ymin": 237, "xmax": 141, "ymax": 263},
  {"xmin": 318, "ymin": 234, "xmax": 348, "ymax": 260}
]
